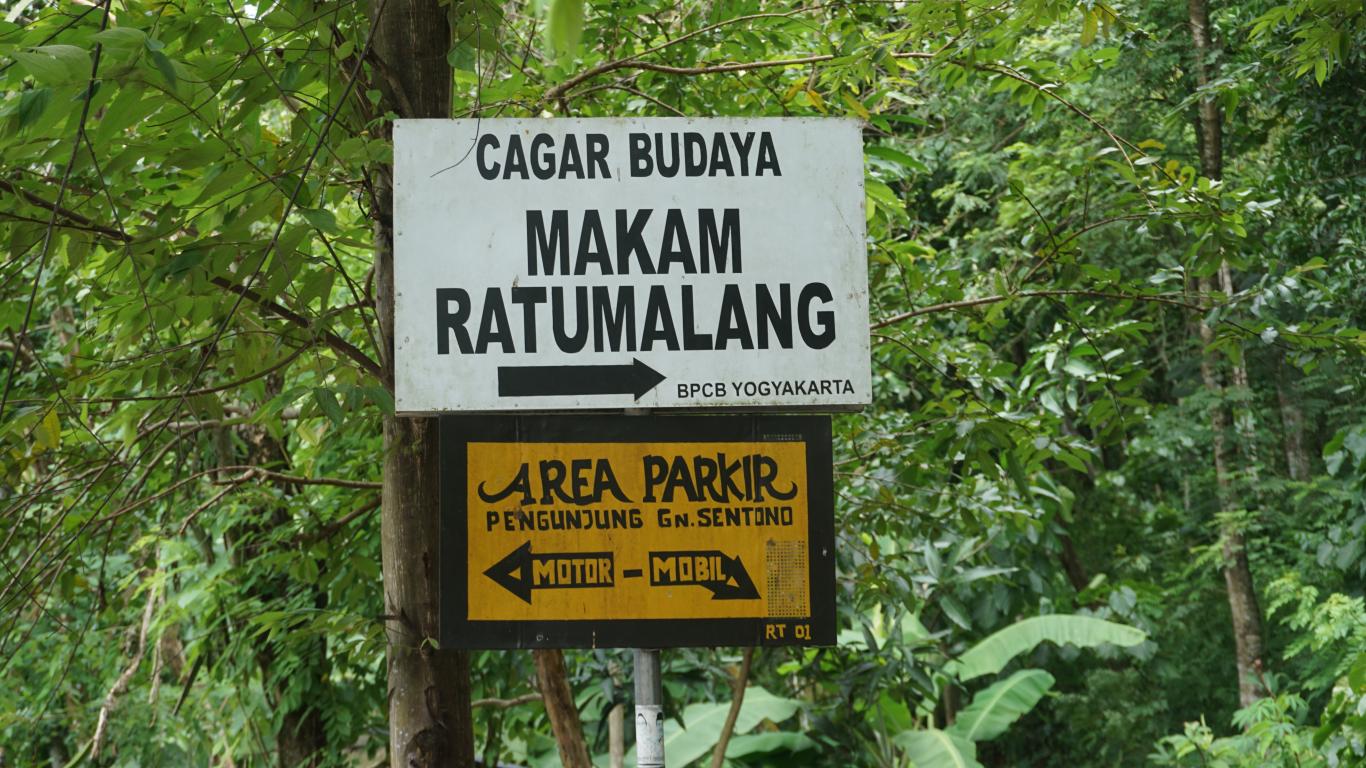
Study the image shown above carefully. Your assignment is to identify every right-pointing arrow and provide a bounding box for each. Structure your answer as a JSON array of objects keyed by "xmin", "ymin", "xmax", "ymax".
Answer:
[
  {"xmin": 496, "ymin": 358, "xmax": 665, "ymax": 400},
  {"xmin": 647, "ymin": 551, "xmax": 760, "ymax": 600}
]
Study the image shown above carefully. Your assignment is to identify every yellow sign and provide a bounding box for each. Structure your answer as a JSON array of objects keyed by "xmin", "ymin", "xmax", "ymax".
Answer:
[{"xmin": 467, "ymin": 440, "xmax": 810, "ymax": 622}]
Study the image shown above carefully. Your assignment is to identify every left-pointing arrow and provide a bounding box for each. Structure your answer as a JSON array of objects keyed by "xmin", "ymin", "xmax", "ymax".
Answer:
[
  {"xmin": 483, "ymin": 542, "xmax": 616, "ymax": 605},
  {"xmin": 496, "ymin": 358, "xmax": 666, "ymax": 400}
]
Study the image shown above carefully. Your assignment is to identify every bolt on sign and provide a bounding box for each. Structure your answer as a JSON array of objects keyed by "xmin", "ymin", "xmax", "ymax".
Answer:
[
  {"xmin": 439, "ymin": 415, "xmax": 835, "ymax": 648},
  {"xmin": 393, "ymin": 117, "xmax": 870, "ymax": 413}
]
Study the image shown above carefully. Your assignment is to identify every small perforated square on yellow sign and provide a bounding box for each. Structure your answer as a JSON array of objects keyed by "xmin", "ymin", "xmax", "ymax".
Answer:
[{"xmin": 441, "ymin": 416, "xmax": 834, "ymax": 649}]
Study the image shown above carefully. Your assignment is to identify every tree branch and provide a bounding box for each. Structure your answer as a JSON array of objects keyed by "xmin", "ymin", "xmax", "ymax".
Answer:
[
  {"xmin": 471, "ymin": 692, "xmax": 543, "ymax": 710},
  {"xmin": 0, "ymin": 179, "xmax": 132, "ymax": 243},
  {"xmin": 302, "ymin": 496, "xmax": 382, "ymax": 544},
  {"xmin": 870, "ymin": 289, "xmax": 1205, "ymax": 330},
  {"xmin": 210, "ymin": 276, "xmax": 383, "ymax": 380}
]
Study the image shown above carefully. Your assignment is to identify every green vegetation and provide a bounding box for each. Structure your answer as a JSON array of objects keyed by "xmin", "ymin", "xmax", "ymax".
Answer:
[{"xmin": 2, "ymin": 0, "xmax": 1364, "ymax": 765}]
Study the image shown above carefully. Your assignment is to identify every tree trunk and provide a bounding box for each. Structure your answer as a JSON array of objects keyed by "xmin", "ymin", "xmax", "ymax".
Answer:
[
  {"xmin": 534, "ymin": 649, "xmax": 592, "ymax": 768},
  {"xmin": 1277, "ymin": 371, "xmax": 1311, "ymax": 481},
  {"xmin": 236, "ymin": 417, "xmax": 330, "ymax": 767},
  {"xmin": 369, "ymin": 1, "xmax": 474, "ymax": 765},
  {"xmin": 1188, "ymin": 0, "xmax": 1267, "ymax": 708},
  {"xmin": 710, "ymin": 647, "xmax": 755, "ymax": 768},
  {"xmin": 609, "ymin": 703, "xmax": 625, "ymax": 768}
]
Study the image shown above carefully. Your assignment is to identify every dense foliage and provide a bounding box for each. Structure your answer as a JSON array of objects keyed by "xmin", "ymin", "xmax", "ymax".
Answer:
[{"xmin": 1, "ymin": 0, "xmax": 1363, "ymax": 765}]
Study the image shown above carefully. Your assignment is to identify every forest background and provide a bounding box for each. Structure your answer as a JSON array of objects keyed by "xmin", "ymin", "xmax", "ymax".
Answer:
[{"xmin": 1, "ymin": 0, "xmax": 1365, "ymax": 766}]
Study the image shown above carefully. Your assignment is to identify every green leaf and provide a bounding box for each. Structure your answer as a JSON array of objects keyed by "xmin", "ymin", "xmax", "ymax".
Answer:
[
  {"xmin": 157, "ymin": 248, "xmax": 209, "ymax": 281},
  {"xmin": 623, "ymin": 686, "xmax": 800, "ymax": 767},
  {"xmin": 147, "ymin": 49, "xmax": 178, "ymax": 93},
  {"xmin": 725, "ymin": 731, "xmax": 817, "ymax": 757},
  {"xmin": 33, "ymin": 409, "xmax": 61, "ymax": 453},
  {"xmin": 1080, "ymin": 10, "xmax": 1098, "ymax": 46},
  {"xmin": 16, "ymin": 87, "xmax": 52, "ymax": 129},
  {"xmin": 313, "ymin": 387, "xmax": 345, "ymax": 427},
  {"xmin": 297, "ymin": 207, "xmax": 340, "ymax": 235},
  {"xmin": 940, "ymin": 595, "xmax": 972, "ymax": 630},
  {"xmin": 92, "ymin": 27, "xmax": 148, "ymax": 51},
  {"xmin": 948, "ymin": 670, "xmax": 1054, "ymax": 742},
  {"xmin": 866, "ymin": 145, "xmax": 929, "ymax": 174},
  {"xmin": 951, "ymin": 615, "xmax": 1145, "ymax": 681},
  {"xmin": 1062, "ymin": 357, "xmax": 1095, "ymax": 377},
  {"xmin": 546, "ymin": 0, "xmax": 585, "ymax": 60},
  {"xmin": 362, "ymin": 385, "xmax": 395, "ymax": 415},
  {"xmin": 13, "ymin": 45, "xmax": 90, "ymax": 84},
  {"xmin": 894, "ymin": 728, "xmax": 981, "ymax": 768}
]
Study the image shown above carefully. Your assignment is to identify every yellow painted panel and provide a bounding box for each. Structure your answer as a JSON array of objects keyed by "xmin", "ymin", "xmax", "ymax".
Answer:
[{"xmin": 466, "ymin": 440, "xmax": 810, "ymax": 622}]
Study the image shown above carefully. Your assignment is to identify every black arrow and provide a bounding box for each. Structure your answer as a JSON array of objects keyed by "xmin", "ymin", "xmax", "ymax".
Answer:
[
  {"xmin": 497, "ymin": 358, "xmax": 665, "ymax": 400},
  {"xmin": 483, "ymin": 541, "xmax": 615, "ymax": 605},
  {"xmin": 648, "ymin": 551, "xmax": 760, "ymax": 600}
]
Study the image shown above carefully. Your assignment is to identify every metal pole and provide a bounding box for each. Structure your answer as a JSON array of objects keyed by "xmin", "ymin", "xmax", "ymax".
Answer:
[{"xmin": 634, "ymin": 648, "xmax": 664, "ymax": 768}]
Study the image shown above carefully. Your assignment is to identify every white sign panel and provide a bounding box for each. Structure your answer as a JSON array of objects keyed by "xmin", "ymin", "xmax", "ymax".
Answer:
[{"xmin": 393, "ymin": 117, "xmax": 869, "ymax": 413}]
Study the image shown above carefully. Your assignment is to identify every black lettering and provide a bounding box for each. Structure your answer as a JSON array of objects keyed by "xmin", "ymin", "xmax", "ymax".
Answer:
[
  {"xmin": 559, "ymin": 133, "xmax": 584, "ymax": 179},
  {"xmin": 511, "ymin": 286, "xmax": 546, "ymax": 353},
  {"xmin": 730, "ymin": 132, "xmax": 755, "ymax": 175},
  {"xmin": 539, "ymin": 460, "xmax": 568, "ymax": 503},
  {"xmin": 552, "ymin": 286, "xmax": 589, "ymax": 352},
  {"xmin": 587, "ymin": 133, "xmax": 610, "ymax": 178},
  {"xmin": 715, "ymin": 284, "xmax": 754, "ymax": 350},
  {"xmin": 666, "ymin": 457, "xmax": 700, "ymax": 502},
  {"xmin": 503, "ymin": 134, "xmax": 528, "ymax": 179},
  {"xmin": 529, "ymin": 133, "xmax": 555, "ymax": 180},
  {"xmin": 476, "ymin": 134, "xmax": 500, "ymax": 180},
  {"xmin": 756, "ymin": 283, "xmax": 792, "ymax": 349},
  {"xmin": 575, "ymin": 210, "xmax": 611, "ymax": 274},
  {"xmin": 642, "ymin": 455, "xmax": 667, "ymax": 502},
  {"xmin": 478, "ymin": 463, "xmax": 531, "ymax": 504},
  {"xmin": 630, "ymin": 133, "xmax": 652, "ymax": 176},
  {"xmin": 475, "ymin": 288, "xmax": 513, "ymax": 353},
  {"xmin": 684, "ymin": 132, "xmax": 707, "ymax": 175},
  {"xmin": 616, "ymin": 209, "xmax": 654, "ymax": 274},
  {"xmin": 798, "ymin": 282, "xmax": 836, "ymax": 349},
  {"xmin": 592, "ymin": 286, "xmax": 636, "ymax": 352},
  {"xmin": 527, "ymin": 210, "xmax": 569, "ymax": 275},
  {"xmin": 709, "ymin": 133, "xmax": 734, "ymax": 176},
  {"xmin": 594, "ymin": 460, "xmax": 631, "ymax": 503},
  {"xmin": 435, "ymin": 288, "xmax": 472, "ymax": 354},
  {"xmin": 681, "ymin": 285, "xmax": 713, "ymax": 351},
  {"xmin": 654, "ymin": 133, "xmax": 680, "ymax": 177},
  {"xmin": 755, "ymin": 132, "xmax": 781, "ymax": 176},
  {"xmin": 694, "ymin": 456, "xmax": 720, "ymax": 501},
  {"xmin": 755, "ymin": 455, "xmax": 797, "ymax": 501},
  {"xmin": 659, "ymin": 209, "xmax": 696, "ymax": 273},
  {"xmin": 699, "ymin": 209, "xmax": 740, "ymax": 273},
  {"xmin": 570, "ymin": 458, "xmax": 592, "ymax": 502},
  {"xmin": 641, "ymin": 285, "xmax": 679, "ymax": 351}
]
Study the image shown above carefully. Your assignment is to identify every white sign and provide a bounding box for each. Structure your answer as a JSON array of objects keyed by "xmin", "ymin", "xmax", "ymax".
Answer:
[{"xmin": 393, "ymin": 117, "xmax": 869, "ymax": 413}]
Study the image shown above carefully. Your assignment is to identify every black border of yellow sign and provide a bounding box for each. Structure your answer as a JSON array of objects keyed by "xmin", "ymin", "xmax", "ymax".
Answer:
[{"xmin": 439, "ymin": 415, "xmax": 835, "ymax": 649}]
